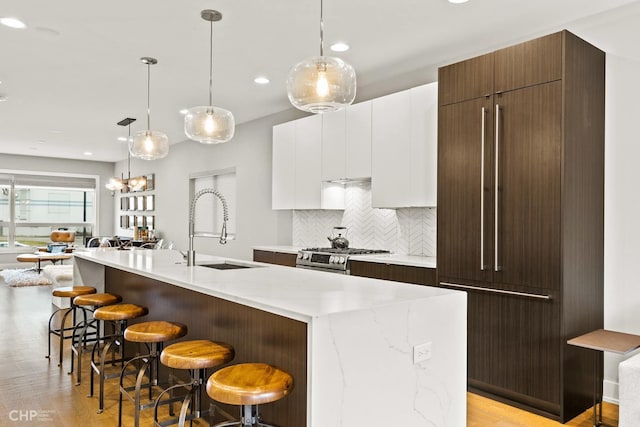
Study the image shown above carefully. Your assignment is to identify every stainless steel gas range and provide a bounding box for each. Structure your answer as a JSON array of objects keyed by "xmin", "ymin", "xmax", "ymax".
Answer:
[{"xmin": 296, "ymin": 247, "xmax": 390, "ymax": 274}]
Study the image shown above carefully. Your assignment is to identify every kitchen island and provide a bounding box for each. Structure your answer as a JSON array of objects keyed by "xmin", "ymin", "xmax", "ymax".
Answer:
[{"xmin": 74, "ymin": 248, "xmax": 466, "ymax": 426}]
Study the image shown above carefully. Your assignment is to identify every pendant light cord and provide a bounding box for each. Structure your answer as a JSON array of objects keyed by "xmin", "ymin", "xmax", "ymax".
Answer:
[
  {"xmin": 127, "ymin": 123, "xmax": 132, "ymax": 180},
  {"xmin": 146, "ymin": 62, "xmax": 151, "ymax": 130},
  {"xmin": 209, "ymin": 18, "xmax": 214, "ymax": 106},
  {"xmin": 319, "ymin": 0, "xmax": 324, "ymax": 57}
]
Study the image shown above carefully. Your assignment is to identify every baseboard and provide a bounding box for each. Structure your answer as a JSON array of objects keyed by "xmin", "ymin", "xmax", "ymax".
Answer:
[{"xmin": 604, "ymin": 379, "xmax": 619, "ymax": 404}]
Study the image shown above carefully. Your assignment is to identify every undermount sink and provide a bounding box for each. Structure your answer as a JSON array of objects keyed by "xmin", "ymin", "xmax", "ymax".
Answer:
[{"xmin": 199, "ymin": 263, "xmax": 255, "ymax": 270}]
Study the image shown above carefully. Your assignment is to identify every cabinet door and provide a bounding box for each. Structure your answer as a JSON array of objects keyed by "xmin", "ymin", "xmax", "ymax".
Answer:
[
  {"xmin": 438, "ymin": 53, "xmax": 493, "ymax": 106},
  {"xmin": 345, "ymin": 100, "xmax": 372, "ymax": 179},
  {"xmin": 437, "ymin": 97, "xmax": 494, "ymax": 283},
  {"xmin": 493, "ymin": 82, "xmax": 561, "ymax": 290},
  {"xmin": 467, "ymin": 289, "xmax": 561, "ymax": 409},
  {"xmin": 294, "ymin": 115, "xmax": 323, "ymax": 209},
  {"xmin": 321, "ymin": 109, "xmax": 346, "ymax": 181},
  {"xmin": 409, "ymin": 82, "xmax": 438, "ymax": 207},
  {"xmin": 494, "ymin": 31, "xmax": 562, "ymax": 93},
  {"xmin": 272, "ymin": 122, "xmax": 296, "ymax": 209},
  {"xmin": 371, "ymin": 90, "xmax": 411, "ymax": 208}
]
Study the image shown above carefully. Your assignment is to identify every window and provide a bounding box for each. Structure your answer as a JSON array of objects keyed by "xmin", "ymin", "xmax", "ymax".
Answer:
[
  {"xmin": 0, "ymin": 172, "xmax": 97, "ymax": 249},
  {"xmin": 190, "ymin": 168, "xmax": 237, "ymax": 236}
]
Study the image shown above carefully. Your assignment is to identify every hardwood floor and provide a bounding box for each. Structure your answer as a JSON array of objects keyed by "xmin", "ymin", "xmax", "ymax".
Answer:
[{"xmin": 0, "ymin": 275, "xmax": 618, "ymax": 426}]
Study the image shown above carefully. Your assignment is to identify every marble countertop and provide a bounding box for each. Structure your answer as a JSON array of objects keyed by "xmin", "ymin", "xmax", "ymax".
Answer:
[
  {"xmin": 74, "ymin": 249, "xmax": 455, "ymax": 323},
  {"xmin": 252, "ymin": 245, "xmax": 437, "ymax": 268}
]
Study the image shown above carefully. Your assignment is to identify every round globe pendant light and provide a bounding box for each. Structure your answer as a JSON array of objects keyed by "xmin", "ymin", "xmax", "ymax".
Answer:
[
  {"xmin": 184, "ymin": 10, "xmax": 235, "ymax": 144},
  {"xmin": 129, "ymin": 57, "xmax": 169, "ymax": 160},
  {"xmin": 286, "ymin": 0, "xmax": 356, "ymax": 114}
]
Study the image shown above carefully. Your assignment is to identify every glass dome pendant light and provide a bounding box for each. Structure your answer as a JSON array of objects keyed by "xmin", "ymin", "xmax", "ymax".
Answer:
[
  {"xmin": 129, "ymin": 57, "xmax": 169, "ymax": 160},
  {"xmin": 286, "ymin": 0, "xmax": 356, "ymax": 113},
  {"xmin": 184, "ymin": 10, "xmax": 235, "ymax": 144}
]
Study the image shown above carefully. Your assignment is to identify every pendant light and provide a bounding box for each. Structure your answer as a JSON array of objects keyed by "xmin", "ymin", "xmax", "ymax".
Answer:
[
  {"xmin": 286, "ymin": 0, "xmax": 356, "ymax": 113},
  {"xmin": 106, "ymin": 118, "xmax": 147, "ymax": 193},
  {"xmin": 184, "ymin": 10, "xmax": 235, "ymax": 144},
  {"xmin": 129, "ymin": 57, "xmax": 169, "ymax": 160}
]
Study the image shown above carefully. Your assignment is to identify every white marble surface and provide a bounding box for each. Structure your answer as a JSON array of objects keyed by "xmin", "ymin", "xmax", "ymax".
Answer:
[
  {"xmin": 350, "ymin": 253, "xmax": 437, "ymax": 268},
  {"xmin": 252, "ymin": 245, "xmax": 301, "ymax": 254},
  {"xmin": 74, "ymin": 248, "xmax": 466, "ymax": 427},
  {"xmin": 75, "ymin": 249, "xmax": 446, "ymax": 322}
]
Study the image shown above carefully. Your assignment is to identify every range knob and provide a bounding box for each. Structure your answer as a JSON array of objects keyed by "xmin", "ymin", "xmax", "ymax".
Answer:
[
  {"xmin": 339, "ymin": 256, "xmax": 346, "ymax": 264},
  {"xmin": 297, "ymin": 252, "xmax": 303, "ymax": 259},
  {"xmin": 303, "ymin": 252, "xmax": 310, "ymax": 260},
  {"xmin": 329, "ymin": 256, "xmax": 336, "ymax": 263}
]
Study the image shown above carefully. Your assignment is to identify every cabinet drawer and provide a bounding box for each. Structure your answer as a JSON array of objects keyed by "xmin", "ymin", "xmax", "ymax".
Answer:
[
  {"xmin": 349, "ymin": 260, "xmax": 435, "ymax": 286},
  {"xmin": 253, "ymin": 250, "xmax": 296, "ymax": 267},
  {"xmin": 494, "ymin": 31, "xmax": 562, "ymax": 93}
]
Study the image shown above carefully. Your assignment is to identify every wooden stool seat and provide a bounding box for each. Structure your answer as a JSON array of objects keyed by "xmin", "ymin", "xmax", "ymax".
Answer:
[
  {"xmin": 160, "ymin": 340, "xmax": 234, "ymax": 370},
  {"xmin": 206, "ymin": 363, "xmax": 294, "ymax": 406},
  {"xmin": 124, "ymin": 320, "xmax": 187, "ymax": 343},
  {"xmin": 73, "ymin": 292, "xmax": 122, "ymax": 307},
  {"xmin": 52, "ymin": 286, "xmax": 96, "ymax": 298},
  {"xmin": 94, "ymin": 303, "xmax": 149, "ymax": 321}
]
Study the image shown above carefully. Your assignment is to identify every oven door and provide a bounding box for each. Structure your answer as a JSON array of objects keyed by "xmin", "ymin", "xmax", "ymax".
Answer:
[{"xmin": 295, "ymin": 264, "xmax": 348, "ymax": 274}]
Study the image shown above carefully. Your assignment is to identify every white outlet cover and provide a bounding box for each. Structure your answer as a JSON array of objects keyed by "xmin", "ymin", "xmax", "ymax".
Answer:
[{"xmin": 413, "ymin": 342, "xmax": 432, "ymax": 364}]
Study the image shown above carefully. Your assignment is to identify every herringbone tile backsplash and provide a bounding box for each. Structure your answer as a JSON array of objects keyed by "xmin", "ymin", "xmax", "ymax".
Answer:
[{"xmin": 292, "ymin": 182, "xmax": 436, "ymax": 256}]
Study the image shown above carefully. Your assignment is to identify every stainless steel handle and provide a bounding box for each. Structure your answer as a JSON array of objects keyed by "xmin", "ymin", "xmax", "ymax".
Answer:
[
  {"xmin": 494, "ymin": 104, "xmax": 501, "ymax": 272},
  {"xmin": 480, "ymin": 107, "xmax": 486, "ymax": 271},
  {"xmin": 439, "ymin": 282, "xmax": 552, "ymax": 301}
]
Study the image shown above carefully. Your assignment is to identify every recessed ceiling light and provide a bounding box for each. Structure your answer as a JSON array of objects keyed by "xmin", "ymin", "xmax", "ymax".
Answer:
[
  {"xmin": 330, "ymin": 42, "xmax": 350, "ymax": 52},
  {"xmin": 254, "ymin": 76, "xmax": 270, "ymax": 85},
  {"xmin": 0, "ymin": 95, "xmax": 7, "ymax": 102},
  {"xmin": 448, "ymin": 0, "xmax": 469, "ymax": 3},
  {"xmin": 117, "ymin": 136, "xmax": 128, "ymax": 142},
  {"xmin": 36, "ymin": 140, "xmax": 46, "ymax": 144},
  {"xmin": 83, "ymin": 152, "xmax": 93, "ymax": 156},
  {"xmin": 0, "ymin": 17, "xmax": 27, "ymax": 29},
  {"xmin": 179, "ymin": 109, "xmax": 189, "ymax": 115}
]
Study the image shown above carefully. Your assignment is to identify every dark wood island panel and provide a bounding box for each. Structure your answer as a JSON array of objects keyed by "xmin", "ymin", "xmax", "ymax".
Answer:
[{"xmin": 105, "ymin": 266, "xmax": 308, "ymax": 426}]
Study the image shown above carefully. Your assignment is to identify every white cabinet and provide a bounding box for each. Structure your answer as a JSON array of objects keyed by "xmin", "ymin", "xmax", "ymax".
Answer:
[
  {"xmin": 272, "ymin": 121, "xmax": 295, "ymax": 210},
  {"xmin": 272, "ymin": 115, "xmax": 344, "ymax": 210},
  {"xmin": 371, "ymin": 82, "xmax": 437, "ymax": 208},
  {"xmin": 321, "ymin": 101, "xmax": 372, "ymax": 182}
]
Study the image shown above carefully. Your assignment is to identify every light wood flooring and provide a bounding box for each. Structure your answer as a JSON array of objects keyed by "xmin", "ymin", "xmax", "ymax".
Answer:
[{"xmin": 0, "ymin": 275, "xmax": 618, "ymax": 426}]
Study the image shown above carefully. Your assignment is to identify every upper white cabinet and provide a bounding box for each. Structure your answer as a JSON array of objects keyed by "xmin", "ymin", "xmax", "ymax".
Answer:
[
  {"xmin": 273, "ymin": 115, "xmax": 344, "ymax": 210},
  {"xmin": 321, "ymin": 101, "xmax": 372, "ymax": 182},
  {"xmin": 272, "ymin": 121, "xmax": 295, "ymax": 210},
  {"xmin": 371, "ymin": 82, "xmax": 438, "ymax": 208}
]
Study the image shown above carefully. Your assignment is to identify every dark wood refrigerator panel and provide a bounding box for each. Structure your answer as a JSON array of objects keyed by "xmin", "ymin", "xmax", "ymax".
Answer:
[
  {"xmin": 436, "ymin": 30, "xmax": 604, "ymax": 422},
  {"xmin": 494, "ymin": 82, "xmax": 562, "ymax": 291},
  {"xmin": 466, "ymin": 289, "xmax": 561, "ymax": 415},
  {"xmin": 494, "ymin": 31, "xmax": 562, "ymax": 93},
  {"xmin": 437, "ymin": 97, "xmax": 494, "ymax": 283},
  {"xmin": 438, "ymin": 53, "xmax": 494, "ymax": 106}
]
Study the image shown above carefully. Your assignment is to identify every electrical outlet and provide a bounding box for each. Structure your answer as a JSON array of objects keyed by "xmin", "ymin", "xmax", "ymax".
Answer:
[{"xmin": 413, "ymin": 342, "xmax": 432, "ymax": 364}]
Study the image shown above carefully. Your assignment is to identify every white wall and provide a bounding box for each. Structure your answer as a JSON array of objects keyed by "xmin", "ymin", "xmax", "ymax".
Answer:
[
  {"xmin": 114, "ymin": 110, "xmax": 299, "ymax": 261},
  {"xmin": 0, "ymin": 154, "xmax": 114, "ymax": 237}
]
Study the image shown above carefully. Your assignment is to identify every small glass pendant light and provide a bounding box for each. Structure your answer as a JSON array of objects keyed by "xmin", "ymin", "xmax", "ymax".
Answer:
[
  {"xmin": 184, "ymin": 10, "xmax": 235, "ymax": 144},
  {"xmin": 130, "ymin": 57, "xmax": 169, "ymax": 160},
  {"xmin": 286, "ymin": 0, "xmax": 356, "ymax": 113}
]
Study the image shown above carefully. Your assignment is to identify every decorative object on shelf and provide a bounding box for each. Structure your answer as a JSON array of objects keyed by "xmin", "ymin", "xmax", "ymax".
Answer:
[
  {"xmin": 106, "ymin": 118, "xmax": 148, "ymax": 194},
  {"xmin": 129, "ymin": 57, "xmax": 169, "ymax": 160},
  {"xmin": 184, "ymin": 10, "xmax": 235, "ymax": 144},
  {"xmin": 286, "ymin": 0, "xmax": 356, "ymax": 113}
]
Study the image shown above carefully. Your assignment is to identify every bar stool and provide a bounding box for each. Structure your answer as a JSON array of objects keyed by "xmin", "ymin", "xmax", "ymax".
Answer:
[
  {"xmin": 153, "ymin": 340, "xmax": 235, "ymax": 427},
  {"xmin": 46, "ymin": 285, "xmax": 97, "ymax": 367},
  {"xmin": 206, "ymin": 363, "xmax": 294, "ymax": 427},
  {"xmin": 118, "ymin": 320, "xmax": 188, "ymax": 427},
  {"xmin": 69, "ymin": 292, "xmax": 122, "ymax": 385},
  {"xmin": 89, "ymin": 303, "xmax": 149, "ymax": 414}
]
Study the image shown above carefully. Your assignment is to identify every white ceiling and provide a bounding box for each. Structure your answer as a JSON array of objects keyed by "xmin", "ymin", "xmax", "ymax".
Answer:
[{"xmin": 0, "ymin": 0, "xmax": 638, "ymax": 163}]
